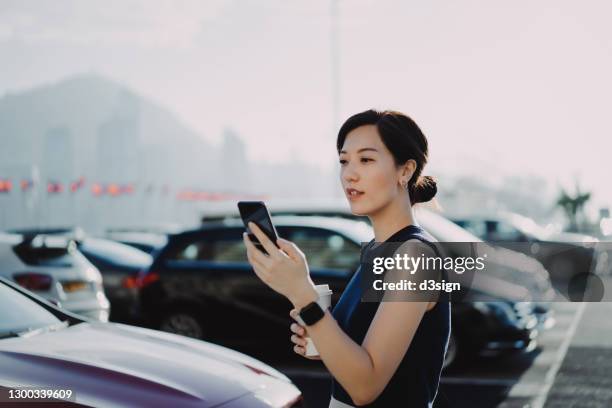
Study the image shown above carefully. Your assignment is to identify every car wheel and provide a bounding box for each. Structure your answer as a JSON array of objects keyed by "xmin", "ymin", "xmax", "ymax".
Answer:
[
  {"xmin": 159, "ymin": 312, "xmax": 204, "ymax": 339},
  {"xmin": 443, "ymin": 333, "xmax": 458, "ymax": 370}
]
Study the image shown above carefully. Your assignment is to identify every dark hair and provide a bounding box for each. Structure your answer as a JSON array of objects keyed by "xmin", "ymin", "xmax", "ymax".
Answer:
[{"xmin": 336, "ymin": 109, "xmax": 437, "ymax": 205}]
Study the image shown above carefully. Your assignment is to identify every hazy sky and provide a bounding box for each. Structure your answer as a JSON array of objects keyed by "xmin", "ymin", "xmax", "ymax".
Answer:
[{"xmin": 1, "ymin": 0, "xmax": 611, "ymax": 210}]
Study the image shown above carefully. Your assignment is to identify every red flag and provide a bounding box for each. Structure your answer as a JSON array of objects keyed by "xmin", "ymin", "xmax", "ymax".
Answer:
[
  {"xmin": 107, "ymin": 183, "xmax": 120, "ymax": 196},
  {"xmin": 70, "ymin": 177, "xmax": 86, "ymax": 192},
  {"xmin": 91, "ymin": 183, "xmax": 104, "ymax": 196},
  {"xmin": 120, "ymin": 184, "xmax": 134, "ymax": 194},
  {"xmin": 47, "ymin": 181, "xmax": 63, "ymax": 194},
  {"xmin": 0, "ymin": 179, "xmax": 12, "ymax": 193}
]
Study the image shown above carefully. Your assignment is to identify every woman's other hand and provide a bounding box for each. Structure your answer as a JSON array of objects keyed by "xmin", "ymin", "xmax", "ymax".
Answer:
[{"xmin": 290, "ymin": 309, "xmax": 321, "ymax": 360}]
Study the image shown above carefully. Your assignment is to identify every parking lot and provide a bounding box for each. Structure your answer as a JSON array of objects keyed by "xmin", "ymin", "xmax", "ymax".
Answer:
[{"xmin": 2, "ymin": 211, "xmax": 611, "ymax": 407}]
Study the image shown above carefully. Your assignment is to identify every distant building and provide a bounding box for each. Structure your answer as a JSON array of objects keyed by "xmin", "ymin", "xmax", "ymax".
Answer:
[
  {"xmin": 96, "ymin": 116, "xmax": 139, "ymax": 182},
  {"xmin": 43, "ymin": 126, "xmax": 74, "ymax": 180},
  {"xmin": 220, "ymin": 128, "xmax": 250, "ymax": 193}
]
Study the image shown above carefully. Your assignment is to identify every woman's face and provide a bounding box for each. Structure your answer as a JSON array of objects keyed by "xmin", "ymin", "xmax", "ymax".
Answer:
[{"xmin": 339, "ymin": 125, "xmax": 412, "ymax": 216}]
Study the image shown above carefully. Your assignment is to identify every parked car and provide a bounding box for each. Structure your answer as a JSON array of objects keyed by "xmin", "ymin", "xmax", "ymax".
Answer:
[
  {"xmin": 107, "ymin": 223, "xmax": 185, "ymax": 235},
  {"xmin": 5, "ymin": 227, "xmax": 154, "ymax": 322},
  {"xmin": 105, "ymin": 231, "xmax": 168, "ymax": 254},
  {"xmin": 203, "ymin": 200, "xmax": 556, "ymax": 317},
  {"xmin": 0, "ymin": 232, "xmax": 110, "ymax": 321},
  {"xmin": 451, "ymin": 212, "xmax": 600, "ymax": 290},
  {"xmin": 138, "ymin": 216, "xmax": 540, "ymax": 368},
  {"xmin": 0, "ymin": 277, "xmax": 303, "ymax": 407},
  {"xmin": 105, "ymin": 225, "xmax": 183, "ymax": 254},
  {"xmin": 202, "ymin": 200, "xmax": 556, "ymax": 302},
  {"xmin": 76, "ymin": 237, "xmax": 153, "ymax": 323}
]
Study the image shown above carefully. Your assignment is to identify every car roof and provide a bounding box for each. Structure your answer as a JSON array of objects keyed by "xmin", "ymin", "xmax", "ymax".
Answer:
[
  {"xmin": 7, "ymin": 226, "xmax": 86, "ymax": 240},
  {"xmin": 201, "ymin": 198, "xmax": 352, "ymax": 220},
  {"xmin": 80, "ymin": 237, "xmax": 153, "ymax": 265},
  {"xmin": 450, "ymin": 212, "xmax": 549, "ymax": 238},
  {"xmin": 183, "ymin": 215, "xmax": 375, "ymax": 244},
  {"xmin": 0, "ymin": 232, "xmax": 100, "ymax": 281},
  {"xmin": 106, "ymin": 223, "xmax": 186, "ymax": 235},
  {"xmin": 199, "ymin": 202, "xmax": 482, "ymax": 243},
  {"xmin": 106, "ymin": 231, "xmax": 168, "ymax": 245},
  {"xmin": 1, "ymin": 232, "xmax": 75, "ymax": 248},
  {"xmin": 0, "ymin": 232, "xmax": 24, "ymax": 245}
]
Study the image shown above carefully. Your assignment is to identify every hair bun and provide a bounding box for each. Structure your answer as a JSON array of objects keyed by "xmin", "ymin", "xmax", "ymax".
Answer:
[{"xmin": 411, "ymin": 175, "xmax": 437, "ymax": 204}]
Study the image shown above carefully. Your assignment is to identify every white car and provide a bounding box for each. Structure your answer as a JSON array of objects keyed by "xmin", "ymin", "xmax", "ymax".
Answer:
[{"xmin": 0, "ymin": 232, "xmax": 110, "ymax": 321}]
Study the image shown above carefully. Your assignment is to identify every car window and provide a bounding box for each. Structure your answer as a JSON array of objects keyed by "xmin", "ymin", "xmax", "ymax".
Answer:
[
  {"xmin": 119, "ymin": 241, "xmax": 157, "ymax": 254},
  {"xmin": 456, "ymin": 220, "xmax": 487, "ymax": 239},
  {"xmin": 277, "ymin": 227, "xmax": 360, "ymax": 272},
  {"xmin": 80, "ymin": 238, "xmax": 152, "ymax": 268},
  {"xmin": 0, "ymin": 284, "xmax": 61, "ymax": 335},
  {"xmin": 488, "ymin": 221, "xmax": 524, "ymax": 241},
  {"xmin": 171, "ymin": 232, "xmax": 247, "ymax": 263}
]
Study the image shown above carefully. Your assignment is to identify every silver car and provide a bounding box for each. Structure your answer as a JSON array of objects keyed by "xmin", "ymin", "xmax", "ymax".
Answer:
[
  {"xmin": 0, "ymin": 278, "xmax": 302, "ymax": 407},
  {"xmin": 0, "ymin": 232, "xmax": 110, "ymax": 321}
]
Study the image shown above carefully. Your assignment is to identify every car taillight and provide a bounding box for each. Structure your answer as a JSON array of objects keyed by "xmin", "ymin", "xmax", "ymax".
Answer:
[
  {"xmin": 13, "ymin": 272, "xmax": 53, "ymax": 291},
  {"xmin": 138, "ymin": 272, "xmax": 160, "ymax": 288},
  {"xmin": 121, "ymin": 275, "xmax": 139, "ymax": 289},
  {"xmin": 61, "ymin": 280, "xmax": 89, "ymax": 293},
  {"xmin": 123, "ymin": 271, "xmax": 160, "ymax": 289},
  {"xmin": 121, "ymin": 269, "xmax": 159, "ymax": 289}
]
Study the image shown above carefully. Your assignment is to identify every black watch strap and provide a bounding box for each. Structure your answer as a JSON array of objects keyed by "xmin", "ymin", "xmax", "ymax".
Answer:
[{"xmin": 298, "ymin": 301, "xmax": 325, "ymax": 326}]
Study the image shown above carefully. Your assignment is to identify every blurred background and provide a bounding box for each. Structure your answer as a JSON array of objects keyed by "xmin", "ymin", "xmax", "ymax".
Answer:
[
  {"xmin": 1, "ymin": 1, "xmax": 612, "ymax": 407},
  {"xmin": 0, "ymin": 0, "xmax": 611, "ymax": 237}
]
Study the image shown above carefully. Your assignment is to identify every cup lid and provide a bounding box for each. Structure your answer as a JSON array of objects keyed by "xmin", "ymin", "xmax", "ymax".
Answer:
[{"xmin": 315, "ymin": 284, "xmax": 332, "ymax": 294}]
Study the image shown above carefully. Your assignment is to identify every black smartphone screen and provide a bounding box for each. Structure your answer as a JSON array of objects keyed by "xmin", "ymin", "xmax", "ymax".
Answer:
[{"xmin": 237, "ymin": 201, "xmax": 279, "ymax": 254}]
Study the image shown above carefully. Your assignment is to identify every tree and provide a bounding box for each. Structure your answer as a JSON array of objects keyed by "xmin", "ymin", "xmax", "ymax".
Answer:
[{"xmin": 556, "ymin": 183, "xmax": 591, "ymax": 232}]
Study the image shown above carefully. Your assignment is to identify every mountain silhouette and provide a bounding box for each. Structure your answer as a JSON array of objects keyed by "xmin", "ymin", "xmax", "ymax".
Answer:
[{"xmin": 0, "ymin": 73, "xmax": 217, "ymax": 187}]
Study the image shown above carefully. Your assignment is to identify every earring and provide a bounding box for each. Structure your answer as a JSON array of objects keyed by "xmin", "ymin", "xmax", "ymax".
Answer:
[{"xmin": 401, "ymin": 180, "xmax": 408, "ymax": 189}]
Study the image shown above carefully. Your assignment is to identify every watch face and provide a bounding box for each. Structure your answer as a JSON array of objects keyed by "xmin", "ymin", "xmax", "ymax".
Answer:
[{"xmin": 300, "ymin": 301, "xmax": 325, "ymax": 326}]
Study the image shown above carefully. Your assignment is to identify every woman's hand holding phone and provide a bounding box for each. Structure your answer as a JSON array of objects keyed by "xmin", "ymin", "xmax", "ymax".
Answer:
[{"xmin": 243, "ymin": 221, "xmax": 318, "ymax": 309}]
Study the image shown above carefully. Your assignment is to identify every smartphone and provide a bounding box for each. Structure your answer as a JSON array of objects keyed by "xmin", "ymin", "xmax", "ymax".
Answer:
[{"xmin": 237, "ymin": 201, "xmax": 279, "ymax": 255}]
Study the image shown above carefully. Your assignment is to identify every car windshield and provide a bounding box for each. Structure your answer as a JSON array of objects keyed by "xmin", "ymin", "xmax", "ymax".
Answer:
[
  {"xmin": 80, "ymin": 238, "xmax": 152, "ymax": 268},
  {"xmin": 0, "ymin": 284, "xmax": 64, "ymax": 338}
]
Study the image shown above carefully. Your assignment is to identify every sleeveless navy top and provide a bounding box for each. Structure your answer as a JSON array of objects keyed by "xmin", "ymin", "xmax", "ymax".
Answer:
[{"xmin": 331, "ymin": 224, "xmax": 451, "ymax": 407}]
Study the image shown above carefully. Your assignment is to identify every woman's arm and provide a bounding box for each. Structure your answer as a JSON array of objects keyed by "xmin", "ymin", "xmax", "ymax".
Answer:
[
  {"xmin": 244, "ymin": 224, "xmax": 433, "ymax": 406},
  {"xmin": 294, "ymin": 299, "xmax": 429, "ymax": 405}
]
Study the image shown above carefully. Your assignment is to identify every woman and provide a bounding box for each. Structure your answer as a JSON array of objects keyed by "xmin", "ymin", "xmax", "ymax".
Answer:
[{"xmin": 243, "ymin": 109, "xmax": 450, "ymax": 407}]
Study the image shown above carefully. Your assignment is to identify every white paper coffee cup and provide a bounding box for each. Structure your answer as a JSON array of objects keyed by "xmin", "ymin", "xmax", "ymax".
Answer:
[{"xmin": 304, "ymin": 284, "xmax": 332, "ymax": 357}]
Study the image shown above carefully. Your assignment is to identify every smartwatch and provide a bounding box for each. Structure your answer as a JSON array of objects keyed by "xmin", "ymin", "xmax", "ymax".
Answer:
[{"xmin": 297, "ymin": 301, "xmax": 326, "ymax": 326}]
